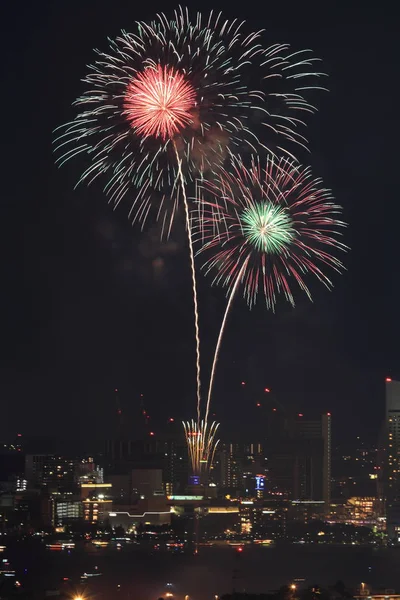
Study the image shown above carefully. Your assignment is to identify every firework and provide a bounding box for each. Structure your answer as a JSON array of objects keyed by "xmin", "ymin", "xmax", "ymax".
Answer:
[
  {"xmin": 196, "ymin": 155, "xmax": 347, "ymax": 419},
  {"xmin": 183, "ymin": 420, "xmax": 220, "ymax": 479},
  {"xmin": 54, "ymin": 8, "xmax": 326, "ymax": 428},
  {"xmin": 54, "ymin": 8, "xmax": 326, "ymax": 230},
  {"xmin": 124, "ymin": 65, "xmax": 196, "ymax": 140}
]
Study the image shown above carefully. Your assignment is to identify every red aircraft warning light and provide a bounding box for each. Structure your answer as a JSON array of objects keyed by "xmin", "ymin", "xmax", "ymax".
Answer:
[
  {"xmin": 264, "ymin": 388, "xmax": 270, "ymax": 393},
  {"xmin": 149, "ymin": 431, "xmax": 155, "ymax": 436},
  {"xmin": 241, "ymin": 381, "xmax": 246, "ymax": 386},
  {"xmin": 298, "ymin": 413, "xmax": 304, "ymax": 417},
  {"xmin": 256, "ymin": 403, "xmax": 261, "ymax": 407},
  {"xmin": 169, "ymin": 418, "xmax": 174, "ymax": 422},
  {"xmin": 237, "ymin": 546, "xmax": 243, "ymax": 553},
  {"xmin": 386, "ymin": 377, "xmax": 392, "ymax": 382}
]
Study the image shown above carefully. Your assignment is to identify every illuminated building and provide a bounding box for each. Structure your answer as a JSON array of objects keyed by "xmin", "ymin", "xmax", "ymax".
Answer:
[
  {"xmin": 107, "ymin": 495, "xmax": 172, "ymax": 530},
  {"xmin": 385, "ymin": 378, "xmax": 400, "ymax": 539},
  {"xmin": 80, "ymin": 482, "xmax": 112, "ymax": 500},
  {"xmin": 25, "ymin": 455, "xmax": 77, "ymax": 491},
  {"xmin": 53, "ymin": 498, "xmax": 83, "ymax": 526},
  {"xmin": 16, "ymin": 478, "xmax": 27, "ymax": 492},
  {"xmin": 81, "ymin": 483, "xmax": 113, "ymax": 524},
  {"xmin": 218, "ymin": 443, "xmax": 264, "ymax": 493},
  {"xmin": 76, "ymin": 457, "xmax": 104, "ymax": 484},
  {"xmin": 238, "ymin": 500, "xmax": 262, "ymax": 534}
]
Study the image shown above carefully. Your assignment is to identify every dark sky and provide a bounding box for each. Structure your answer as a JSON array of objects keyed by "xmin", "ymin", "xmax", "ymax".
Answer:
[{"xmin": 1, "ymin": 1, "xmax": 397, "ymax": 449}]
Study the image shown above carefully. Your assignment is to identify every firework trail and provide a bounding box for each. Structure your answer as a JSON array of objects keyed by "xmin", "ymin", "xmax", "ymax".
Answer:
[
  {"xmin": 54, "ymin": 8, "xmax": 327, "ymax": 473},
  {"xmin": 54, "ymin": 8, "xmax": 326, "ymax": 232},
  {"xmin": 196, "ymin": 155, "xmax": 347, "ymax": 421},
  {"xmin": 172, "ymin": 142, "xmax": 201, "ymax": 422}
]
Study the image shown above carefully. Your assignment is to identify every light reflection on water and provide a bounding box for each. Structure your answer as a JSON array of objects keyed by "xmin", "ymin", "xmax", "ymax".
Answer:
[{"xmin": 8, "ymin": 542, "xmax": 400, "ymax": 600}]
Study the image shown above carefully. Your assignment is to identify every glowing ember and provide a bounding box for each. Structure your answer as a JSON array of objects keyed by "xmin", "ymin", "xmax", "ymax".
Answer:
[{"xmin": 124, "ymin": 65, "xmax": 196, "ymax": 140}]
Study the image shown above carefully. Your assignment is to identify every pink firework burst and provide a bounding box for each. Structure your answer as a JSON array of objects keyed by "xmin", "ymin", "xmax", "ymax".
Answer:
[
  {"xmin": 124, "ymin": 65, "xmax": 196, "ymax": 140},
  {"xmin": 196, "ymin": 156, "xmax": 347, "ymax": 310}
]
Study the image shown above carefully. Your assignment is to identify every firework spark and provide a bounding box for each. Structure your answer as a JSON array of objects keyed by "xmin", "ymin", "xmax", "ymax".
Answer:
[
  {"xmin": 54, "ymin": 8, "xmax": 326, "ymax": 230},
  {"xmin": 196, "ymin": 155, "xmax": 347, "ymax": 419},
  {"xmin": 124, "ymin": 65, "xmax": 196, "ymax": 140},
  {"xmin": 183, "ymin": 420, "xmax": 220, "ymax": 479}
]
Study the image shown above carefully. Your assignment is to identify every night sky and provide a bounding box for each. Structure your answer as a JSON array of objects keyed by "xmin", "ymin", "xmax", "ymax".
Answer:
[{"xmin": 2, "ymin": 1, "xmax": 397, "ymax": 449}]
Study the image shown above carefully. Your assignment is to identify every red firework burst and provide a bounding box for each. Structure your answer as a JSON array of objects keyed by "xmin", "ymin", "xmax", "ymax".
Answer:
[{"xmin": 124, "ymin": 65, "xmax": 196, "ymax": 140}]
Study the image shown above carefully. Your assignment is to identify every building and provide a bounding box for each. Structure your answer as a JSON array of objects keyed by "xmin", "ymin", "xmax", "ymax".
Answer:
[
  {"xmin": 292, "ymin": 413, "xmax": 331, "ymax": 506},
  {"xmin": 107, "ymin": 495, "xmax": 171, "ymax": 531},
  {"xmin": 131, "ymin": 468, "xmax": 163, "ymax": 499},
  {"xmin": 76, "ymin": 457, "xmax": 104, "ymax": 485},
  {"xmin": 267, "ymin": 413, "xmax": 331, "ymax": 509},
  {"xmin": 238, "ymin": 500, "xmax": 263, "ymax": 534},
  {"xmin": 52, "ymin": 495, "xmax": 83, "ymax": 526},
  {"xmin": 105, "ymin": 436, "xmax": 189, "ymax": 495},
  {"xmin": 81, "ymin": 483, "xmax": 113, "ymax": 525},
  {"xmin": 288, "ymin": 500, "xmax": 325, "ymax": 523},
  {"xmin": 218, "ymin": 443, "xmax": 264, "ymax": 494},
  {"xmin": 385, "ymin": 378, "xmax": 400, "ymax": 540},
  {"xmin": 25, "ymin": 455, "xmax": 77, "ymax": 491}
]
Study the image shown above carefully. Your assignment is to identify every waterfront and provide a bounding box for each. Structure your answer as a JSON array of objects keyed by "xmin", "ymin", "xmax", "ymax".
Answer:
[{"xmin": 5, "ymin": 542, "xmax": 400, "ymax": 599}]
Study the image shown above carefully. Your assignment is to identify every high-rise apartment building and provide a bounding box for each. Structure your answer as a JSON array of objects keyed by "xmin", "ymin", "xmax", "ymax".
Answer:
[
  {"xmin": 385, "ymin": 378, "xmax": 400, "ymax": 540},
  {"xmin": 218, "ymin": 443, "xmax": 264, "ymax": 493}
]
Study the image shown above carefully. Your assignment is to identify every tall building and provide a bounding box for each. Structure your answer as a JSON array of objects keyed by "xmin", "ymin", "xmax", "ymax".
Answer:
[
  {"xmin": 385, "ymin": 378, "xmax": 400, "ymax": 540},
  {"xmin": 218, "ymin": 443, "xmax": 264, "ymax": 494},
  {"xmin": 293, "ymin": 413, "xmax": 332, "ymax": 507},
  {"xmin": 267, "ymin": 413, "xmax": 331, "ymax": 508}
]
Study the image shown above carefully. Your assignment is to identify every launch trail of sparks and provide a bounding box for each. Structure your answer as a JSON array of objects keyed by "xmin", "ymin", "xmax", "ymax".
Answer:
[
  {"xmin": 183, "ymin": 420, "xmax": 220, "ymax": 478},
  {"xmin": 172, "ymin": 141, "xmax": 202, "ymax": 423},
  {"xmin": 204, "ymin": 259, "xmax": 248, "ymax": 426},
  {"xmin": 196, "ymin": 155, "xmax": 347, "ymax": 423}
]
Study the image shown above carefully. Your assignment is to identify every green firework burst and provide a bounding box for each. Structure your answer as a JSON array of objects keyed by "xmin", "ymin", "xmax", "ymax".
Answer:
[{"xmin": 240, "ymin": 202, "xmax": 294, "ymax": 254}]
